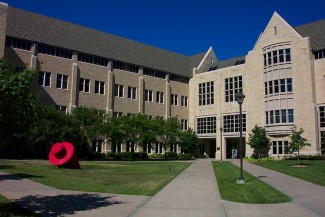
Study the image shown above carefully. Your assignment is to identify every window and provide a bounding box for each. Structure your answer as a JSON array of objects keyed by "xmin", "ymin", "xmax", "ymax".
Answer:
[
  {"xmin": 156, "ymin": 91, "xmax": 164, "ymax": 104},
  {"xmin": 145, "ymin": 89, "xmax": 153, "ymax": 102},
  {"xmin": 280, "ymin": 79, "xmax": 286, "ymax": 93},
  {"xmin": 281, "ymin": 110, "xmax": 287, "ymax": 123},
  {"xmin": 56, "ymin": 105, "xmax": 67, "ymax": 113},
  {"xmin": 38, "ymin": 71, "xmax": 51, "ymax": 87},
  {"xmin": 272, "ymin": 141, "xmax": 289, "ymax": 155},
  {"xmin": 128, "ymin": 86, "xmax": 137, "ymax": 99},
  {"xmin": 315, "ymin": 50, "xmax": 325, "ymax": 59},
  {"xmin": 113, "ymin": 112, "xmax": 123, "ymax": 117},
  {"xmin": 263, "ymin": 45, "xmax": 291, "ymax": 67},
  {"xmin": 225, "ymin": 76, "xmax": 242, "ymax": 102},
  {"xmin": 266, "ymin": 109, "xmax": 294, "ymax": 124},
  {"xmin": 223, "ymin": 114, "xmax": 246, "ymax": 133},
  {"xmin": 95, "ymin": 81, "xmax": 105, "ymax": 95},
  {"xmin": 199, "ymin": 81, "xmax": 214, "ymax": 105},
  {"xmin": 288, "ymin": 109, "xmax": 294, "ymax": 123},
  {"xmin": 143, "ymin": 68, "xmax": 166, "ymax": 79},
  {"xmin": 170, "ymin": 74, "xmax": 189, "ymax": 84},
  {"xmin": 181, "ymin": 119, "xmax": 188, "ymax": 131},
  {"xmin": 287, "ymin": 78, "xmax": 292, "ymax": 92},
  {"xmin": 56, "ymin": 74, "xmax": 68, "ymax": 89},
  {"xmin": 38, "ymin": 44, "xmax": 72, "ymax": 59},
  {"xmin": 265, "ymin": 78, "xmax": 293, "ymax": 95},
  {"xmin": 181, "ymin": 96, "xmax": 188, "ymax": 107},
  {"xmin": 275, "ymin": 110, "xmax": 280, "ymax": 123},
  {"xmin": 114, "ymin": 84, "xmax": 124, "ymax": 97},
  {"xmin": 78, "ymin": 52, "xmax": 108, "ymax": 66},
  {"xmin": 274, "ymin": 80, "xmax": 279, "ymax": 93},
  {"xmin": 113, "ymin": 61, "xmax": 125, "ymax": 70},
  {"xmin": 5, "ymin": 37, "xmax": 31, "ymax": 51},
  {"xmin": 171, "ymin": 94, "xmax": 178, "ymax": 106},
  {"xmin": 79, "ymin": 78, "xmax": 90, "ymax": 93},
  {"xmin": 320, "ymin": 107, "xmax": 325, "ymax": 128},
  {"xmin": 197, "ymin": 116, "xmax": 216, "ymax": 134}
]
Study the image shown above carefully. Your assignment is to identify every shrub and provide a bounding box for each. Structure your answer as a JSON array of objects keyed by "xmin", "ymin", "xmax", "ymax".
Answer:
[
  {"xmin": 148, "ymin": 153, "xmax": 164, "ymax": 159},
  {"xmin": 177, "ymin": 153, "xmax": 195, "ymax": 160},
  {"xmin": 138, "ymin": 152, "xmax": 148, "ymax": 160},
  {"xmin": 166, "ymin": 151, "xmax": 178, "ymax": 160},
  {"xmin": 244, "ymin": 156, "xmax": 274, "ymax": 163},
  {"xmin": 87, "ymin": 152, "xmax": 106, "ymax": 160},
  {"xmin": 285, "ymin": 155, "xmax": 325, "ymax": 161}
]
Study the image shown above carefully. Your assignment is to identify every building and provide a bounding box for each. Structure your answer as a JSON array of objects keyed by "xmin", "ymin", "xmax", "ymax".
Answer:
[{"xmin": 0, "ymin": 3, "xmax": 324, "ymax": 159}]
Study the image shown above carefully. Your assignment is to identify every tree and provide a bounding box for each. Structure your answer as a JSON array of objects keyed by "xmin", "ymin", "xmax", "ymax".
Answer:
[
  {"xmin": 289, "ymin": 128, "xmax": 311, "ymax": 165},
  {"xmin": 29, "ymin": 104, "xmax": 84, "ymax": 154},
  {"xmin": 0, "ymin": 58, "xmax": 39, "ymax": 148},
  {"xmin": 154, "ymin": 117, "xmax": 180, "ymax": 160},
  {"xmin": 178, "ymin": 128, "xmax": 201, "ymax": 153},
  {"xmin": 247, "ymin": 125, "xmax": 271, "ymax": 158},
  {"xmin": 72, "ymin": 107, "xmax": 107, "ymax": 152}
]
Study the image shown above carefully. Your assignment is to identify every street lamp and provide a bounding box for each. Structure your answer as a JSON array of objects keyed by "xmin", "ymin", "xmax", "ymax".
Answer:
[
  {"xmin": 235, "ymin": 92, "xmax": 245, "ymax": 184},
  {"xmin": 219, "ymin": 127, "xmax": 223, "ymax": 162}
]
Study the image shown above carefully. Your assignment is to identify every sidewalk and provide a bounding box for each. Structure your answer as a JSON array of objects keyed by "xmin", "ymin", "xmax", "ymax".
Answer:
[
  {"xmin": 130, "ymin": 159, "xmax": 226, "ymax": 217},
  {"xmin": 1, "ymin": 159, "xmax": 325, "ymax": 217}
]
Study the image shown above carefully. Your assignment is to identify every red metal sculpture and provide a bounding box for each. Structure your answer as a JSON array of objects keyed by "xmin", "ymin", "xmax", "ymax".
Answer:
[{"xmin": 49, "ymin": 142, "xmax": 81, "ymax": 169}]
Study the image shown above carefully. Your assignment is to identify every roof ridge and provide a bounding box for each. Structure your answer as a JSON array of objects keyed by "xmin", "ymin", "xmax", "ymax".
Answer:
[{"xmin": 8, "ymin": 6, "xmax": 190, "ymax": 58}]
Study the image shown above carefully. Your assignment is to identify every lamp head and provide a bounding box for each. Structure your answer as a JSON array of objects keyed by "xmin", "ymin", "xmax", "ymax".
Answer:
[{"xmin": 235, "ymin": 92, "xmax": 245, "ymax": 104}]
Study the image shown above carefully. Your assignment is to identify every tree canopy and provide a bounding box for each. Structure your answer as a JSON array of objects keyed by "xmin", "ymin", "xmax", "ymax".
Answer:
[
  {"xmin": 289, "ymin": 128, "xmax": 311, "ymax": 165},
  {"xmin": 247, "ymin": 125, "xmax": 271, "ymax": 158}
]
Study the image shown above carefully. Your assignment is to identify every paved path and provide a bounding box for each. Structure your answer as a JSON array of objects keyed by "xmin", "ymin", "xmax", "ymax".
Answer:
[
  {"xmin": 130, "ymin": 159, "xmax": 226, "ymax": 217},
  {"xmin": 1, "ymin": 159, "xmax": 325, "ymax": 217}
]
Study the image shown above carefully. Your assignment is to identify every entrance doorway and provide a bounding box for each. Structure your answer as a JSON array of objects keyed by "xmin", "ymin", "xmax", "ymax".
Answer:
[{"xmin": 225, "ymin": 137, "xmax": 246, "ymax": 159}]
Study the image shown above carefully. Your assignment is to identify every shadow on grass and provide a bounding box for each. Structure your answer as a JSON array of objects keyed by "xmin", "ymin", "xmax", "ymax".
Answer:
[
  {"xmin": 245, "ymin": 175, "xmax": 268, "ymax": 183},
  {"xmin": 14, "ymin": 193, "xmax": 126, "ymax": 217},
  {"xmin": 0, "ymin": 165, "xmax": 14, "ymax": 170},
  {"xmin": 0, "ymin": 173, "xmax": 44, "ymax": 181}
]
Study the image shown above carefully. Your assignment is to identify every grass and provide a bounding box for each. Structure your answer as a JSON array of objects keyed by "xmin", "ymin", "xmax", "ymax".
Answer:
[
  {"xmin": 0, "ymin": 193, "xmax": 38, "ymax": 217},
  {"xmin": 254, "ymin": 160, "xmax": 325, "ymax": 187},
  {"xmin": 0, "ymin": 160, "xmax": 191, "ymax": 196},
  {"xmin": 212, "ymin": 161, "xmax": 291, "ymax": 204}
]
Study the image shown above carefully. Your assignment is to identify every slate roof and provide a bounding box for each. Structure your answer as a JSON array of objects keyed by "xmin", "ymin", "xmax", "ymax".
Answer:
[
  {"xmin": 6, "ymin": 6, "xmax": 201, "ymax": 78},
  {"xmin": 203, "ymin": 56, "xmax": 246, "ymax": 72},
  {"xmin": 295, "ymin": 19, "xmax": 325, "ymax": 51}
]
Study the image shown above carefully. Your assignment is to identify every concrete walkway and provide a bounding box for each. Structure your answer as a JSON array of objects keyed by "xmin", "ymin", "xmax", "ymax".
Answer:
[
  {"xmin": 130, "ymin": 159, "xmax": 226, "ymax": 217},
  {"xmin": 1, "ymin": 159, "xmax": 325, "ymax": 216}
]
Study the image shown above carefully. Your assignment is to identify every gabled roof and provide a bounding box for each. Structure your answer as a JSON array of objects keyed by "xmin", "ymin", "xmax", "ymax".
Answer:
[
  {"xmin": 203, "ymin": 56, "xmax": 246, "ymax": 72},
  {"xmin": 6, "ymin": 6, "xmax": 202, "ymax": 77},
  {"xmin": 295, "ymin": 19, "xmax": 325, "ymax": 51}
]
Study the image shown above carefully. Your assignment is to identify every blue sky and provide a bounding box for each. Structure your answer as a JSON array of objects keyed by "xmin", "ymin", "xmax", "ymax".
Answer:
[{"xmin": 4, "ymin": 0, "xmax": 325, "ymax": 60}]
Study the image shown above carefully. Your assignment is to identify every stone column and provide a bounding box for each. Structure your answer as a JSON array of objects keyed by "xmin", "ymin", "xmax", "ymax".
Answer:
[
  {"xmin": 0, "ymin": 3, "xmax": 8, "ymax": 58},
  {"xmin": 68, "ymin": 52, "xmax": 79, "ymax": 113},
  {"xmin": 165, "ymin": 73, "xmax": 171, "ymax": 118},
  {"xmin": 106, "ymin": 60, "xmax": 114, "ymax": 115}
]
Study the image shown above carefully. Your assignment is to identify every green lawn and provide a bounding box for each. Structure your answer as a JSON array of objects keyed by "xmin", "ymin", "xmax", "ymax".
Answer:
[
  {"xmin": 0, "ymin": 193, "xmax": 38, "ymax": 217},
  {"xmin": 254, "ymin": 160, "xmax": 325, "ymax": 187},
  {"xmin": 0, "ymin": 160, "xmax": 191, "ymax": 196},
  {"xmin": 212, "ymin": 161, "xmax": 291, "ymax": 204}
]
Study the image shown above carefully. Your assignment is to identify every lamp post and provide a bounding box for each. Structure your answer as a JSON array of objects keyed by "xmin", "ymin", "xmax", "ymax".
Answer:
[
  {"xmin": 235, "ymin": 92, "xmax": 245, "ymax": 184},
  {"xmin": 219, "ymin": 127, "xmax": 223, "ymax": 162}
]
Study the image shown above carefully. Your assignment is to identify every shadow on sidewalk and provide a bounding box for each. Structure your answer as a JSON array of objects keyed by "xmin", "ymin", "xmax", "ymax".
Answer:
[
  {"xmin": 14, "ymin": 193, "xmax": 127, "ymax": 217},
  {"xmin": 0, "ymin": 173, "xmax": 44, "ymax": 181}
]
